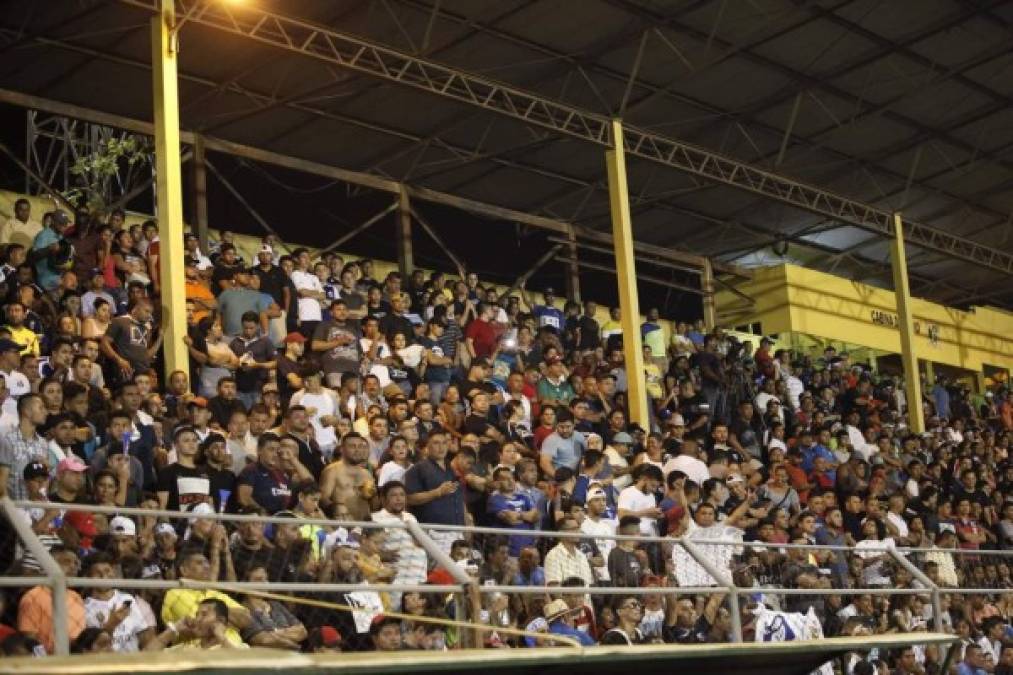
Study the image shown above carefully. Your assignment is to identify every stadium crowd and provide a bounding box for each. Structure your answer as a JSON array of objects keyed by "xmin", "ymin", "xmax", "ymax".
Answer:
[{"xmin": 0, "ymin": 198, "xmax": 1012, "ymax": 674}]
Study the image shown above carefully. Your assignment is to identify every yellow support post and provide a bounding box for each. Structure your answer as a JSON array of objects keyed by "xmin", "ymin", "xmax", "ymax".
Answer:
[
  {"xmin": 923, "ymin": 360, "xmax": 935, "ymax": 391},
  {"xmin": 605, "ymin": 119, "xmax": 649, "ymax": 431},
  {"xmin": 890, "ymin": 213, "xmax": 925, "ymax": 433},
  {"xmin": 152, "ymin": 0, "xmax": 188, "ymax": 382}
]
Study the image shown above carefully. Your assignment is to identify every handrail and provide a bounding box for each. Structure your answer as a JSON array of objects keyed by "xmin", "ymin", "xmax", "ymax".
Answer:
[
  {"xmin": 18, "ymin": 502, "xmax": 1011, "ymax": 558},
  {"xmin": 5, "ymin": 498, "xmax": 1008, "ymax": 656},
  {"xmin": 1, "ymin": 497, "xmax": 69, "ymax": 656}
]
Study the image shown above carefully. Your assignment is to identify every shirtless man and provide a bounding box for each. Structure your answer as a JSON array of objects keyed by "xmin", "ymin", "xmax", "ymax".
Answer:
[{"xmin": 319, "ymin": 431, "xmax": 376, "ymax": 520}]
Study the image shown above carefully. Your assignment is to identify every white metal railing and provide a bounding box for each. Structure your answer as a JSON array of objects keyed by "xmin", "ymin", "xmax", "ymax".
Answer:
[{"xmin": 4, "ymin": 498, "xmax": 1010, "ymax": 655}]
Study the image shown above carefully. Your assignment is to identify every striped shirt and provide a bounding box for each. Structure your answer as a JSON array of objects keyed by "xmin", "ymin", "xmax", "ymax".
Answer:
[
  {"xmin": 0, "ymin": 426, "xmax": 49, "ymax": 500},
  {"xmin": 544, "ymin": 542, "xmax": 594, "ymax": 586}
]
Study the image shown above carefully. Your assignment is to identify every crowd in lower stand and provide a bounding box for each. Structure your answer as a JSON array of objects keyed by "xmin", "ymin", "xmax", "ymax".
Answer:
[{"xmin": 1, "ymin": 198, "xmax": 1012, "ymax": 673}]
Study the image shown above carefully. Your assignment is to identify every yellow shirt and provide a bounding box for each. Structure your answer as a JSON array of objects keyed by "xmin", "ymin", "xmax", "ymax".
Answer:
[
  {"xmin": 5, "ymin": 325, "xmax": 40, "ymax": 356},
  {"xmin": 161, "ymin": 588, "xmax": 245, "ymax": 646},
  {"xmin": 644, "ymin": 363, "xmax": 663, "ymax": 399}
]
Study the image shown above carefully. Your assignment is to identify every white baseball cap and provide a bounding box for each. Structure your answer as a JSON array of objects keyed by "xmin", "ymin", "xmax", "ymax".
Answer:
[{"xmin": 109, "ymin": 516, "xmax": 136, "ymax": 536}]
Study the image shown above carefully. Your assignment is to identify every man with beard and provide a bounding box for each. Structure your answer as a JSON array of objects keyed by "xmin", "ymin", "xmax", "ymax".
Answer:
[
  {"xmin": 404, "ymin": 431, "xmax": 464, "ymax": 553},
  {"xmin": 236, "ymin": 433, "xmax": 292, "ymax": 515},
  {"xmin": 280, "ymin": 405, "xmax": 324, "ymax": 481},
  {"xmin": 311, "ymin": 299, "xmax": 362, "ymax": 390},
  {"xmin": 319, "ymin": 432, "xmax": 375, "ymax": 521},
  {"xmin": 371, "ymin": 481, "xmax": 428, "ymax": 597}
]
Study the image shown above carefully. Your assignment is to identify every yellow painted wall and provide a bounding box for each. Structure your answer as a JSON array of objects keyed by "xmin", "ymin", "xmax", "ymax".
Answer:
[{"xmin": 715, "ymin": 263, "xmax": 1013, "ymax": 373}]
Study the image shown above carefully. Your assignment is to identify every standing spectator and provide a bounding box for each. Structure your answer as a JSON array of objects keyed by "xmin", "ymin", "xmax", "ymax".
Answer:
[
  {"xmin": 250, "ymin": 244, "xmax": 291, "ymax": 346},
  {"xmin": 404, "ymin": 431, "xmax": 464, "ymax": 554},
  {"xmin": 291, "ymin": 248, "xmax": 325, "ymax": 338},
  {"xmin": 31, "ymin": 210, "xmax": 73, "ymax": 292},
  {"xmin": 217, "ymin": 270, "xmax": 273, "ymax": 338},
  {"xmin": 543, "ymin": 516, "xmax": 594, "ymax": 586},
  {"xmin": 464, "ymin": 303, "xmax": 497, "ymax": 361},
  {"xmin": 230, "ymin": 312, "xmax": 277, "ymax": 410},
  {"xmin": 101, "ymin": 297, "xmax": 160, "ymax": 385},
  {"xmin": 0, "ymin": 393, "xmax": 48, "ymax": 500},
  {"xmin": 312, "ymin": 299, "xmax": 362, "ymax": 390},
  {"xmin": 1, "ymin": 198, "xmax": 42, "ymax": 249},
  {"xmin": 539, "ymin": 409, "xmax": 586, "ymax": 476}
]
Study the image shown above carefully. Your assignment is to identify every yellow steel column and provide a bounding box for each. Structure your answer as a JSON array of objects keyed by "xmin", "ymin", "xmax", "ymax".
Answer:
[
  {"xmin": 923, "ymin": 360, "xmax": 935, "ymax": 390},
  {"xmin": 605, "ymin": 119, "xmax": 648, "ymax": 431},
  {"xmin": 890, "ymin": 213, "xmax": 925, "ymax": 433},
  {"xmin": 152, "ymin": 0, "xmax": 188, "ymax": 381}
]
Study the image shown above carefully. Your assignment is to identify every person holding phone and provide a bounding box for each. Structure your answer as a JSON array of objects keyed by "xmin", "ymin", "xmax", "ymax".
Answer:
[{"xmin": 82, "ymin": 552, "xmax": 154, "ymax": 652}]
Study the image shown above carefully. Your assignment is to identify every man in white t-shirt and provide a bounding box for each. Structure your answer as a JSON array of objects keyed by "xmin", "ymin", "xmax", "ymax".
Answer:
[
  {"xmin": 580, "ymin": 486, "xmax": 618, "ymax": 582},
  {"xmin": 0, "ymin": 338, "xmax": 30, "ymax": 420},
  {"xmin": 83, "ymin": 552, "xmax": 154, "ymax": 652},
  {"xmin": 661, "ymin": 437, "xmax": 710, "ymax": 487},
  {"xmin": 288, "ymin": 371, "xmax": 340, "ymax": 457},
  {"xmin": 617, "ymin": 464, "xmax": 663, "ymax": 537},
  {"xmin": 290, "ymin": 248, "xmax": 324, "ymax": 334}
]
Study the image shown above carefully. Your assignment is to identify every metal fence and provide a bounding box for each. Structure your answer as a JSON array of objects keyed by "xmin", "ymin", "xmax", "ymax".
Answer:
[{"xmin": 2, "ymin": 497, "xmax": 1009, "ymax": 656}]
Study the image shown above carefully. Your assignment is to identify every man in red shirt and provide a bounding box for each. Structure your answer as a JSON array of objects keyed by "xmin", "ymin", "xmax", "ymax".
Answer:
[
  {"xmin": 754, "ymin": 337, "xmax": 776, "ymax": 380},
  {"xmin": 465, "ymin": 302, "xmax": 498, "ymax": 360}
]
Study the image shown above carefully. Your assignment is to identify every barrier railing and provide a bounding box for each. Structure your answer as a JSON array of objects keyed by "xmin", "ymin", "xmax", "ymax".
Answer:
[{"xmin": 4, "ymin": 498, "xmax": 1008, "ymax": 656}]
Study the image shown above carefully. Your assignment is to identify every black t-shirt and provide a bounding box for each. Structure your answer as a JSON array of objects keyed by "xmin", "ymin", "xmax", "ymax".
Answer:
[
  {"xmin": 379, "ymin": 313, "xmax": 414, "ymax": 343},
  {"xmin": 106, "ymin": 315, "xmax": 152, "ymax": 373},
  {"xmin": 577, "ymin": 315, "xmax": 600, "ymax": 351},
  {"xmin": 463, "ymin": 413, "xmax": 495, "ymax": 437},
  {"xmin": 187, "ymin": 323, "xmax": 208, "ymax": 386},
  {"xmin": 231, "ymin": 541, "xmax": 301, "ymax": 582},
  {"xmin": 678, "ymin": 393, "xmax": 709, "ymax": 432},
  {"xmin": 339, "ymin": 288, "xmax": 365, "ymax": 312},
  {"xmin": 276, "ymin": 355, "xmax": 302, "ymax": 407},
  {"xmin": 662, "ymin": 615, "xmax": 711, "ymax": 644},
  {"xmin": 696, "ymin": 351, "xmax": 722, "ymax": 386},
  {"xmin": 212, "ymin": 262, "xmax": 244, "ymax": 295},
  {"xmin": 230, "ymin": 335, "xmax": 276, "ymax": 393},
  {"xmin": 208, "ymin": 395, "xmax": 247, "ymax": 429},
  {"xmin": 365, "ymin": 300, "xmax": 390, "ymax": 321},
  {"xmin": 252, "ymin": 264, "xmax": 289, "ymax": 306},
  {"xmin": 601, "ymin": 627, "xmax": 645, "ymax": 645},
  {"xmin": 206, "ymin": 466, "xmax": 237, "ymax": 512},
  {"xmin": 460, "ymin": 378, "xmax": 497, "ymax": 403},
  {"xmin": 283, "ymin": 433, "xmax": 324, "ymax": 481},
  {"xmin": 730, "ymin": 415, "xmax": 763, "ymax": 459},
  {"xmin": 156, "ymin": 463, "xmax": 211, "ymax": 512}
]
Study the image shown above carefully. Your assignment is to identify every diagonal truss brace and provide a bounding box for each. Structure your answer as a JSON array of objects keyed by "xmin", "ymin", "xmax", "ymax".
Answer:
[{"xmin": 119, "ymin": 0, "xmax": 1013, "ymax": 277}]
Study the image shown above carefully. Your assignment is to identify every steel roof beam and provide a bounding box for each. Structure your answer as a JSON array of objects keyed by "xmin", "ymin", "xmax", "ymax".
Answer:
[
  {"xmin": 606, "ymin": 0, "xmax": 1013, "ymax": 241},
  {"xmin": 113, "ymin": 0, "xmax": 1013, "ymax": 277},
  {"xmin": 375, "ymin": 1, "xmax": 1013, "ymax": 274},
  {"xmin": 10, "ymin": 19, "xmax": 998, "ymax": 301}
]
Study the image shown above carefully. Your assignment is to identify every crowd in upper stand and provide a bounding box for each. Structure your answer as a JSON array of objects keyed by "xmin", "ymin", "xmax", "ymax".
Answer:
[{"xmin": 0, "ymin": 198, "xmax": 1012, "ymax": 673}]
